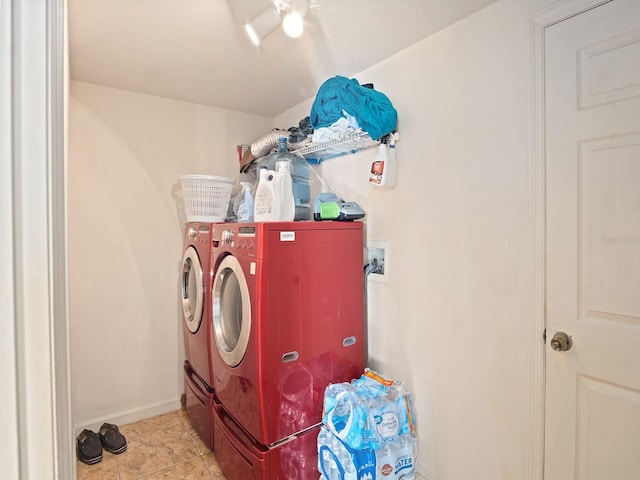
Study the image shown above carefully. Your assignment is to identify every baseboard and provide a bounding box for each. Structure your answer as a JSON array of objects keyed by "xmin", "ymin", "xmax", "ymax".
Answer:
[{"xmin": 73, "ymin": 398, "xmax": 182, "ymax": 436}]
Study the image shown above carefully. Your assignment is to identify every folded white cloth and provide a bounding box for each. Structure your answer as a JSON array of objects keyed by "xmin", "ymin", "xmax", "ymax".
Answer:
[{"xmin": 311, "ymin": 111, "xmax": 362, "ymax": 143}]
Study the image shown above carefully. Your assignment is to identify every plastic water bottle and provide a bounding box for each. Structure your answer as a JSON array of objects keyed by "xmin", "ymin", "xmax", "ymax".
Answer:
[
  {"xmin": 258, "ymin": 137, "xmax": 311, "ymax": 220},
  {"xmin": 395, "ymin": 435, "xmax": 417, "ymax": 480},
  {"xmin": 318, "ymin": 427, "xmax": 360, "ymax": 480},
  {"xmin": 375, "ymin": 444, "xmax": 397, "ymax": 479},
  {"xmin": 289, "ymin": 152, "xmax": 311, "ymax": 220},
  {"xmin": 338, "ymin": 450, "xmax": 357, "ymax": 480}
]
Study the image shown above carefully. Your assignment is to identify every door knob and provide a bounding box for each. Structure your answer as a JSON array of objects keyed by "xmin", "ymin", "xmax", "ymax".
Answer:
[{"xmin": 550, "ymin": 331, "xmax": 572, "ymax": 352}]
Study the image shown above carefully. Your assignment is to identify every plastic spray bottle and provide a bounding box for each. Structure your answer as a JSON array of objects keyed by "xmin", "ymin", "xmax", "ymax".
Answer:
[
  {"xmin": 236, "ymin": 181, "xmax": 254, "ymax": 223},
  {"xmin": 369, "ymin": 132, "xmax": 398, "ymax": 188},
  {"xmin": 369, "ymin": 142, "xmax": 389, "ymax": 187}
]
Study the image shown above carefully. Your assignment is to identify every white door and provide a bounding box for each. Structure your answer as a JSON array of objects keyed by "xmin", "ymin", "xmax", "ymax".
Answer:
[{"xmin": 545, "ymin": 1, "xmax": 640, "ymax": 478}]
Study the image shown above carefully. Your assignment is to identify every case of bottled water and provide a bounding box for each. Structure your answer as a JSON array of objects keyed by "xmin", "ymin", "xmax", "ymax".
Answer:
[
  {"xmin": 318, "ymin": 369, "xmax": 418, "ymax": 479},
  {"xmin": 317, "ymin": 426, "xmax": 417, "ymax": 480}
]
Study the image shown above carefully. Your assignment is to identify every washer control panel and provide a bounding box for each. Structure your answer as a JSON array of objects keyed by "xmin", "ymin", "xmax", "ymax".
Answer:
[
  {"xmin": 221, "ymin": 229, "xmax": 233, "ymax": 245},
  {"xmin": 187, "ymin": 224, "xmax": 210, "ymax": 245},
  {"xmin": 213, "ymin": 225, "xmax": 257, "ymax": 253}
]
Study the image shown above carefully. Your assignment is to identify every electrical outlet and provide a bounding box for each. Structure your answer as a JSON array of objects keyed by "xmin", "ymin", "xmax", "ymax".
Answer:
[
  {"xmin": 367, "ymin": 247, "xmax": 385, "ymax": 274},
  {"xmin": 366, "ymin": 241, "xmax": 389, "ymax": 283}
]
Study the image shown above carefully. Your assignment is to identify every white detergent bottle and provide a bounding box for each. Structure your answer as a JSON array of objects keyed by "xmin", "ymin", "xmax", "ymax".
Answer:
[
  {"xmin": 369, "ymin": 142, "xmax": 389, "ymax": 187},
  {"xmin": 254, "ymin": 167, "xmax": 278, "ymax": 221},
  {"xmin": 237, "ymin": 181, "xmax": 254, "ymax": 223},
  {"xmin": 275, "ymin": 160, "xmax": 295, "ymax": 221}
]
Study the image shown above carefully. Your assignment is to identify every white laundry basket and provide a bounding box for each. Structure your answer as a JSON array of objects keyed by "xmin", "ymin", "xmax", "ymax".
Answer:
[{"xmin": 178, "ymin": 175, "xmax": 235, "ymax": 222}]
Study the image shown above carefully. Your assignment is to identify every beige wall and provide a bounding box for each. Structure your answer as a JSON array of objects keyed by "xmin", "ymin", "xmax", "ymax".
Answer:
[
  {"xmin": 275, "ymin": 1, "xmax": 549, "ymax": 478},
  {"xmin": 68, "ymin": 81, "xmax": 272, "ymax": 431}
]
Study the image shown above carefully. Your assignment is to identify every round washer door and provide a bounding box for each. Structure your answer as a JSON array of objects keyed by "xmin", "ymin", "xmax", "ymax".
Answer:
[
  {"xmin": 211, "ymin": 255, "xmax": 251, "ymax": 367},
  {"xmin": 181, "ymin": 246, "xmax": 204, "ymax": 334}
]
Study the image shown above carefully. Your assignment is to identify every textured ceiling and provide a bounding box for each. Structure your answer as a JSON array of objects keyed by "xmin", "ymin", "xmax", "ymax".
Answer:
[{"xmin": 69, "ymin": 0, "xmax": 496, "ymax": 117}]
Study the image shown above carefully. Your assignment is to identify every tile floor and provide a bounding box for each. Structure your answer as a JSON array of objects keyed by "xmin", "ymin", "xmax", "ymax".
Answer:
[{"xmin": 76, "ymin": 409, "xmax": 226, "ymax": 480}]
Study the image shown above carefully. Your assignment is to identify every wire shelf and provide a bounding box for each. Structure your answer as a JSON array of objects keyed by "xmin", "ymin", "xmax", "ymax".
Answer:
[{"xmin": 292, "ymin": 131, "xmax": 379, "ymax": 164}]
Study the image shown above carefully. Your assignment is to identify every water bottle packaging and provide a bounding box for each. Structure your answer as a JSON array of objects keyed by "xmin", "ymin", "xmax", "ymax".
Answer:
[
  {"xmin": 323, "ymin": 383, "xmax": 379, "ymax": 450},
  {"xmin": 352, "ymin": 369, "xmax": 416, "ymax": 444},
  {"xmin": 317, "ymin": 426, "xmax": 376, "ymax": 480},
  {"xmin": 318, "ymin": 426, "xmax": 417, "ymax": 480},
  {"xmin": 323, "ymin": 369, "xmax": 416, "ymax": 450},
  {"xmin": 394, "ymin": 435, "xmax": 417, "ymax": 479},
  {"xmin": 375, "ymin": 434, "xmax": 418, "ymax": 480}
]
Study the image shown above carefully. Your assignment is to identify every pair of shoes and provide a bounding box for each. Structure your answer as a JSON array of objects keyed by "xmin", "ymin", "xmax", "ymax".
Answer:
[{"xmin": 76, "ymin": 423, "xmax": 127, "ymax": 465}]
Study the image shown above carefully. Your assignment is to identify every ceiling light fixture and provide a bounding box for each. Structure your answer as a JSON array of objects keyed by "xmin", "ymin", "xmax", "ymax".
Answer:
[
  {"xmin": 281, "ymin": 0, "xmax": 308, "ymax": 38},
  {"xmin": 245, "ymin": 0, "xmax": 309, "ymax": 45},
  {"xmin": 245, "ymin": 7, "xmax": 281, "ymax": 46}
]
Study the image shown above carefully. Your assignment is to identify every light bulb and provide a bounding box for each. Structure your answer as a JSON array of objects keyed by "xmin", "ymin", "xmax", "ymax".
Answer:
[{"xmin": 282, "ymin": 12, "xmax": 304, "ymax": 38}]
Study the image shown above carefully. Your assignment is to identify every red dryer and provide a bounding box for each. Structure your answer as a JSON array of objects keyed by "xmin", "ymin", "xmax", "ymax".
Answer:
[
  {"xmin": 209, "ymin": 221, "xmax": 366, "ymax": 479},
  {"xmin": 180, "ymin": 222, "xmax": 216, "ymax": 449}
]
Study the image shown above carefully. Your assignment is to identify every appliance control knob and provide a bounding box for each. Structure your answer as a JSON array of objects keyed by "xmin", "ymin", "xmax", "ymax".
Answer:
[
  {"xmin": 222, "ymin": 230, "xmax": 233, "ymax": 244},
  {"xmin": 188, "ymin": 227, "xmax": 197, "ymax": 238}
]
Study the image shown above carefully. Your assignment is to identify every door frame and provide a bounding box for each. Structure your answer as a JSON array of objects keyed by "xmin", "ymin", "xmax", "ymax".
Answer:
[
  {"xmin": 527, "ymin": 1, "xmax": 612, "ymax": 479},
  {"xmin": 1, "ymin": 0, "xmax": 71, "ymax": 478}
]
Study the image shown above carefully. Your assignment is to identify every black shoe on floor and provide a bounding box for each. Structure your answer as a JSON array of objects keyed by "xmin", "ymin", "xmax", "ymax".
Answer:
[
  {"xmin": 76, "ymin": 429, "xmax": 103, "ymax": 465},
  {"xmin": 99, "ymin": 423, "xmax": 127, "ymax": 454}
]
